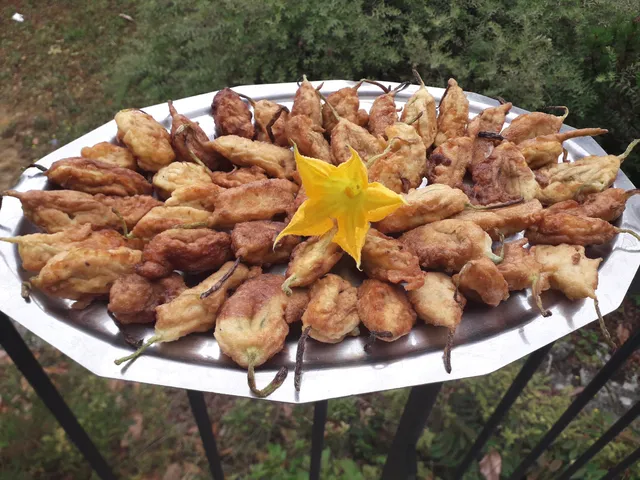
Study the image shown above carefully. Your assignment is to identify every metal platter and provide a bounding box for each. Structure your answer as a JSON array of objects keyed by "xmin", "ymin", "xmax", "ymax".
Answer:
[{"xmin": 1, "ymin": 81, "xmax": 639, "ymax": 403}]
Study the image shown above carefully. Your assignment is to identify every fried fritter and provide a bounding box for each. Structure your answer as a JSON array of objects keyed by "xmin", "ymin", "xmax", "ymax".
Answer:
[
  {"xmin": 361, "ymin": 229, "xmax": 424, "ymax": 291},
  {"xmin": 206, "ymin": 135, "xmax": 296, "ymax": 179},
  {"xmin": 301, "ymin": 274, "xmax": 360, "ymax": 343},
  {"xmin": 164, "ymin": 183, "xmax": 224, "ymax": 211},
  {"xmin": 4, "ymin": 189, "xmax": 122, "ymax": 233},
  {"xmin": 283, "ymin": 226, "xmax": 343, "ymax": 294},
  {"xmin": 108, "ymin": 273, "xmax": 186, "ymax": 324},
  {"xmin": 31, "ymin": 247, "xmax": 142, "ymax": 302},
  {"xmin": 525, "ymin": 211, "xmax": 631, "ymax": 246},
  {"xmin": 81, "ymin": 142, "xmax": 137, "ymax": 170},
  {"xmin": 427, "ymin": 136, "xmax": 473, "ymax": 188},
  {"xmin": 368, "ymin": 91, "xmax": 399, "ymax": 139},
  {"xmin": 131, "ymin": 206, "xmax": 212, "ymax": 240},
  {"xmin": 285, "ymin": 114, "xmax": 333, "ymax": 163},
  {"xmin": 401, "ymin": 71, "xmax": 437, "ymax": 149},
  {"xmin": 211, "ymin": 88, "xmax": 254, "ymax": 138},
  {"xmin": 330, "ymin": 115, "xmax": 386, "ymax": 164},
  {"xmin": 453, "ymin": 257, "xmax": 509, "ymax": 306},
  {"xmin": 573, "ymin": 188, "xmax": 639, "ymax": 222},
  {"xmin": 322, "ymin": 82, "xmax": 368, "ymax": 133},
  {"xmin": 284, "ymin": 288, "xmax": 309, "ymax": 324},
  {"xmin": 452, "ymin": 199, "xmax": 543, "ymax": 240},
  {"xmin": 400, "ymin": 219, "xmax": 500, "ymax": 272},
  {"xmin": 435, "ymin": 78, "xmax": 469, "ymax": 146},
  {"xmin": 152, "ymin": 162, "xmax": 213, "ymax": 199},
  {"xmin": 44, "ymin": 157, "xmax": 152, "ymax": 196},
  {"xmin": 115, "ymin": 109, "xmax": 175, "ymax": 172},
  {"xmin": 93, "ymin": 194, "xmax": 161, "ymax": 230},
  {"xmin": 467, "ymin": 102, "xmax": 513, "ymax": 138},
  {"xmin": 253, "ymin": 99, "xmax": 289, "ymax": 146},
  {"xmin": 375, "ymin": 185, "xmax": 469, "ymax": 234},
  {"xmin": 209, "ymin": 166, "xmax": 268, "ymax": 188},
  {"xmin": 501, "ymin": 108, "xmax": 569, "ymax": 144},
  {"xmin": 291, "ymin": 76, "xmax": 323, "ymax": 127},
  {"xmin": 231, "ymin": 221, "xmax": 302, "ymax": 266},
  {"xmin": 518, "ymin": 128, "xmax": 608, "ymax": 169},
  {"xmin": 136, "ymin": 228, "xmax": 232, "ymax": 279},
  {"xmin": 357, "ymin": 279, "xmax": 416, "ymax": 341}
]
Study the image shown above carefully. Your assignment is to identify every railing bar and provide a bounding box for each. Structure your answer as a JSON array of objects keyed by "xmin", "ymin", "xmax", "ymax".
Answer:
[
  {"xmin": 557, "ymin": 401, "xmax": 640, "ymax": 479},
  {"xmin": 0, "ymin": 312, "xmax": 117, "ymax": 480},
  {"xmin": 454, "ymin": 342, "xmax": 554, "ymax": 479},
  {"xmin": 507, "ymin": 328, "xmax": 640, "ymax": 480},
  {"xmin": 186, "ymin": 390, "xmax": 225, "ymax": 480},
  {"xmin": 599, "ymin": 444, "xmax": 640, "ymax": 480},
  {"xmin": 309, "ymin": 400, "xmax": 328, "ymax": 480}
]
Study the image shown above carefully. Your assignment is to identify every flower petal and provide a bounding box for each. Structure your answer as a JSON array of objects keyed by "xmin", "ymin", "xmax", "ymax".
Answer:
[
  {"xmin": 293, "ymin": 144, "xmax": 338, "ymax": 198},
  {"xmin": 336, "ymin": 147, "xmax": 368, "ymax": 190},
  {"xmin": 273, "ymin": 198, "xmax": 334, "ymax": 247},
  {"xmin": 362, "ymin": 182, "xmax": 407, "ymax": 222},
  {"xmin": 332, "ymin": 207, "xmax": 368, "ymax": 268}
]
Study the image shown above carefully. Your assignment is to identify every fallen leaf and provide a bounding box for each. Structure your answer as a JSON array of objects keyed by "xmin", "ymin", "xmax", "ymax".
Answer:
[
  {"xmin": 120, "ymin": 413, "xmax": 143, "ymax": 447},
  {"xmin": 118, "ymin": 13, "xmax": 134, "ymax": 22},
  {"xmin": 162, "ymin": 463, "xmax": 182, "ymax": 480},
  {"xmin": 220, "ymin": 447, "xmax": 233, "ymax": 457},
  {"xmin": 479, "ymin": 450, "xmax": 502, "ymax": 480},
  {"xmin": 569, "ymin": 386, "xmax": 585, "ymax": 396},
  {"xmin": 44, "ymin": 364, "xmax": 68, "ymax": 375},
  {"xmin": 48, "ymin": 45, "xmax": 62, "ymax": 55},
  {"xmin": 616, "ymin": 324, "xmax": 630, "ymax": 345},
  {"xmin": 548, "ymin": 459, "xmax": 563, "ymax": 472}
]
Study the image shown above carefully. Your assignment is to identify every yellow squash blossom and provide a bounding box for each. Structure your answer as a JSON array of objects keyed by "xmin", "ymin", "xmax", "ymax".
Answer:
[{"xmin": 275, "ymin": 145, "xmax": 406, "ymax": 267}]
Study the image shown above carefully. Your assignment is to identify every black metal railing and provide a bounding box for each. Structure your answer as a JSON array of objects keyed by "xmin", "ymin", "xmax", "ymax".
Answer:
[{"xmin": 1, "ymin": 312, "xmax": 638, "ymax": 480}]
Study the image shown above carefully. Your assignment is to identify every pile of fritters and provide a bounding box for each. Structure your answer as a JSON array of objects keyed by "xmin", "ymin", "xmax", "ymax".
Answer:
[{"xmin": 4, "ymin": 74, "xmax": 638, "ymax": 398}]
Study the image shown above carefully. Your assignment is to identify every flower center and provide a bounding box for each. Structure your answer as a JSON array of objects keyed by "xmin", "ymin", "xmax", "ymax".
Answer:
[{"xmin": 344, "ymin": 184, "xmax": 362, "ymax": 199}]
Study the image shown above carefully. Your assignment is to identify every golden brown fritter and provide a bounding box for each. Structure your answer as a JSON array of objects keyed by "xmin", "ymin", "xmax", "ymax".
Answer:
[
  {"xmin": 501, "ymin": 109, "xmax": 568, "ymax": 144},
  {"xmin": 452, "ymin": 258, "xmax": 509, "ymax": 306},
  {"xmin": 375, "ymin": 185, "xmax": 469, "ymax": 234},
  {"xmin": 575, "ymin": 188, "xmax": 640, "ymax": 222},
  {"xmin": 466, "ymin": 102, "xmax": 512, "ymax": 138},
  {"xmin": 526, "ymin": 211, "xmax": 621, "ymax": 246},
  {"xmin": 357, "ymin": 279, "xmax": 416, "ymax": 341},
  {"xmin": 427, "ymin": 136, "xmax": 473, "ymax": 188},
  {"xmin": 44, "ymin": 157, "xmax": 152, "ymax": 196},
  {"xmin": 131, "ymin": 206, "xmax": 212, "ymax": 240},
  {"xmin": 211, "ymin": 88, "xmax": 254, "ymax": 139},
  {"xmin": 4, "ymin": 189, "xmax": 122, "ymax": 233},
  {"xmin": 283, "ymin": 227, "xmax": 343, "ymax": 294},
  {"xmin": 31, "ymin": 247, "xmax": 142, "ymax": 302},
  {"xmin": 361, "ymin": 229, "xmax": 424, "ymax": 291},
  {"xmin": 209, "ymin": 166, "xmax": 268, "ymax": 188},
  {"xmin": 408, "ymin": 272, "xmax": 465, "ymax": 330},
  {"xmin": 330, "ymin": 117, "xmax": 386, "ymax": 164},
  {"xmin": 301, "ymin": 274, "xmax": 360, "ymax": 344},
  {"xmin": 215, "ymin": 274, "xmax": 289, "ymax": 366},
  {"xmin": 368, "ymin": 92, "xmax": 399, "ymax": 139},
  {"xmin": 253, "ymin": 99, "xmax": 289, "ymax": 146},
  {"xmin": 400, "ymin": 219, "xmax": 499, "ymax": 272},
  {"xmin": 285, "ymin": 114, "xmax": 333, "ymax": 163},
  {"xmin": 401, "ymin": 73, "xmax": 437, "ymax": 149},
  {"xmin": 81, "ymin": 142, "xmax": 137, "ymax": 170},
  {"xmin": 164, "ymin": 183, "xmax": 224, "ymax": 211},
  {"xmin": 435, "ymin": 78, "xmax": 469, "ymax": 146},
  {"xmin": 368, "ymin": 123, "xmax": 427, "ymax": 193},
  {"xmin": 532, "ymin": 244, "xmax": 602, "ymax": 300},
  {"xmin": 452, "ymin": 199, "xmax": 543, "ymax": 240},
  {"xmin": 210, "ymin": 179, "xmax": 298, "ymax": 228},
  {"xmin": 136, "ymin": 228, "xmax": 232, "ymax": 279},
  {"xmin": 95, "ymin": 195, "xmax": 162, "ymax": 232},
  {"xmin": 206, "ymin": 135, "xmax": 296, "ymax": 179},
  {"xmin": 231, "ymin": 221, "xmax": 302, "ymax": 266},
  {"xmin": 152, "ymin": 162, "xmax": 213, "ymax": 199},
  {"xmin": 108, "ymin": 273, "xmax": 186, "ymax": 324},
  {"xmin": 322, "ymin": 83, "xmax": 368, "ymax": 133},
  {"xmin": 284, "ymin": 288, "xmax": 309, "ymax": 324},
  {"xmin": 0, "ymin": 224, "xmax": 141, "ymax": 272},
  {"xmin": 115, "ymin": 109, "xmax": 175, "ymax": 172},
  {"xmin": 518, "ymin": 128, "xmax": 608, "ymax": 169},
  {"xmin": 291, "ymin": 76, "xmax": 323, "ymax": 127}
]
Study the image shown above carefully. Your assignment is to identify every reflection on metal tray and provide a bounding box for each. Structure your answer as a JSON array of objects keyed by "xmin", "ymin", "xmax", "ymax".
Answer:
[{"xmin": 1, "ymin": 81, "xmax": 638, "ymax": 403}]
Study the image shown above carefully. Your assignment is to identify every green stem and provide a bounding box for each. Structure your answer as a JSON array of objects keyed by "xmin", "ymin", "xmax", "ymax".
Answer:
[
  {"xmin": 200, "ymin": 257, "xmax": 241, "ymax": 299},
  {"xmin": 234, "ymin": 92, "xmax": 256, "ymax": 107},
  {"xmin": 295, "ymin": 326, "xmax": 312, "ymax": 392},
  {"xmin": 111, "ymin": 208, "xmax": 129, "ymax": 237},
  {"xmin": 247, "ymin": 363, "xmax": 288, "ymax": 398},
  {"xmin": 442, "ymin": 328, "xmax": 456, "ymax": 374},
  {"xmin": 21, "ymin": 281, "xmax": 31, "ymax": 301},
  {"xmin": 531, "ymin": 275, "xmax": 551, "ymax": 317},
  {"xmin": 412, "ymin": 68, "xmax": 425, "ymax": 88},
  {"xmin": 114, "ymin": 334, "xmax": 162, "ymax": 366},
  {"xmin": 364, "ymin": 330, "xmax": 393, "ymax": 353},
  {"xmin": 282, "ymin": 274, "xmax": 297, "ymax": 296},
  {"xmin": 594, "ymin": 298, "xmax": 616, "ymax": 350},
  {"xmin": 405, "ymin": 111, "xmax": 424, "ymax": 126},
  {"xmin": 25, "ymin": 163, "xmax": 48, "ymax": 173},
  {"xmin": 618, "ymin": 139, "xmax": 640, "ymax": 163},
  {"xmin": 360, "ymin": 79, "xmax": 390, "ymax": 93},
  {"xmin": 617, "ymin": 228, "xmax": 640, "ymax": 243}
]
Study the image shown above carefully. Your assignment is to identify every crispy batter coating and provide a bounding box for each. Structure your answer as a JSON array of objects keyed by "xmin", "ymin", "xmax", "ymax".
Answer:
[
  {"xmin": 470, "ymin": 141, "xmax": 539, "ymax": 204},
  {"xmin": 231, "ymin": 221, "xmax": 302, "ymax": 266},
  {"xmin": 526, "ymin": 211, "xmax": 618, "ymax": 246},
  {"xmin": 254, "ymin": 99, "xmax": 289, "ymax": 146},
  {"xmin": 452, "ymin": 258, "xmax": 509, "ymax": 306},
  {"xmin": 207, "ymin": 135, "xmax": 296, "ymax": 179},
  {"xmin": 452, "ymin": 199, "xmax": 543, "ymax": 240},
  {"xmin": 156, "ymin": 261, "xmax": 251, "ymax": 342},
  {"xmin": 518, "ymin": 128, "xmax": 608, "ymax": 169},
  {"xmin": 400, "ymin": 219, "xmax": 496, "ymax": 272},
  {"xmin": 501, "ymin": 110, "xmax": 566, "ymax": 144},
  {"xmin": 575, "ymin": 188, "xmax": 639, "ymax": 222},
  {"xmin": 115, "ymin": 109, "xmax": 175, "ymax": 172},
  {"xmin": 164, "ymin": 183, "xmax": 224, "ymax": 211},
  {"xmin": 209, "ymin": 166, "xmax": 267, "ymax": 188},
  {"xmin": 131, "ymin": 206, "xmax": 212, "ymax": 240},
  {"xmin": 357, "ymin": 280, "xmax": 416, "ymax": 341},
  {"xmin": 210, "ymin": 179, "xmax": 298, "ymax": 228},
  {"xmin": 401, "ymin": 82, "xmax": 437, "ymax": 149},
  {"xmin": 4, "ymin": 189, "xmax": 122, "ymax": 233},
  {"xmin": 361, "ymin": 229, "xmax": 424, "ymax": 291},
  {"xmin": 435, "ymin": 78, "xmax": 469, "ymax": 146},
  {"xmin": 375, "ymin": 185, "xmax": 468, "ymax": 234},
  {"xmin": 427, "ymin": 136, "xmax": 473, "ymax": 188},
  {"xmin": 408, "ymin": 272, "xmax": 465, "ymax": 329},
  {"xmin": 532, "ymin": 244, "xmax": 602, "ymax": 300},
  {"xmin": 368, "ymin": 123, "xmax": 427, "ymax": 193},
  {"xmin": 368, "ymin": 93, "xmax": 398, "ymax": 138},
  {"xmin": 331, "ymin": 118, "xmax": 386, "ymax": 164},
  {"xmin": 1, "ymin": 224, "xmax": 140, "ymax": 272},
  {"xmin": 108, "ymin": 273, "xmax": 186, "ymax": 324},
  {"xmin": 152, "ymin": 162, "xmax": 213, "ymax": 199},
  {"xmin": 322, "ymin": 85, "xmax": 368, "ymax": 133},
  {"xmin": 285, "ymin": 115, "xmax": 332, "ymax": 163},
  {"xmin": 211, "ymin": 88, "xmax": 254, "ymax": 138},
  {"xmin": 45, "ymin": 157, "xmax": 152, "ymax": 196},
  {"xmin": 284, "ymin": 288, "xmax": 309, "ymax": 324},
  {"xmin": 215, "ymin": 274, "xmax": 289, "ymax": 367},
  {"xmin": 94, "ymin": 194, "xmax": 161, "ymax": 230},
  {"xmin": 81, "ymin": 142, "xmax": 137, "ymax": 170},
  {"xmin": 31, "ymin": 247, "xmax": 142, "ymax": 301},
  {"xmin": 467, "ymin": 102, "xmax": 512, "ymax": 138},
  {"xmin": 291, "ymin": 77, "xmax": 323, "ymax": 127},
  {"xmin": 302, "ymin": 274, "xmax": 360, "ymax": 343},
  {"xmin": 136, "ymin": 228, "xmax": 232, "ymax": 279},
  {"xmin": 496, "ymin": 238, "xmax": 551, "ymax": 292}
]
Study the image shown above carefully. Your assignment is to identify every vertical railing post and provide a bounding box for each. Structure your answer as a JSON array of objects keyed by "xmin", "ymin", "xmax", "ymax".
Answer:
[
  {"xmin": 309, "ymin": 400, "xmax": 328, "ymax": 480},
  {"xmin": 186, "ymin": 390, "xmax": 225, "ymax": 480}
]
